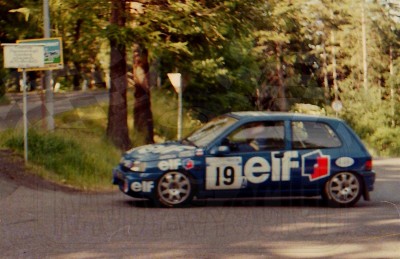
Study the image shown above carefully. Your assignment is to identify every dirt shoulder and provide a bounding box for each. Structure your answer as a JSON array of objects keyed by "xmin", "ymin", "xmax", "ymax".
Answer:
[{"xmin": 0, "ymin": 149, "xmax": 81, "ymax": 193}]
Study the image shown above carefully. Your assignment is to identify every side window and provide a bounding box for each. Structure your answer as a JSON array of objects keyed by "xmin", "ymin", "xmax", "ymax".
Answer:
[
  {"xmin": 291, "ymin": 121, "xmax": 342, "ymax": 149},
  {"xmin": 226, "ymin": 121, "xmax": 285, "ymax": 152}
]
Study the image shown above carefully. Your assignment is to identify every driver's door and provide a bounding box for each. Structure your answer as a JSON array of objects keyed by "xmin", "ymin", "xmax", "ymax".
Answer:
[{"xmin": 205, "ymin": 120, "xmax": 287, "ymax": 195}]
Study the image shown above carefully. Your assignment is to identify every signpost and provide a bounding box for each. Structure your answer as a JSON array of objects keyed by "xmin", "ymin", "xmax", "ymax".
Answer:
[
  {"xmin": 17, "ymin": 37, "xmax": 64, "ymax": 131},
  {"xmin": 331, "ymin": 100, "xmax": 343, "ymax": 117},
  {"xmin": 2, "ymin": 43, "xmax": 45, "ymax": 162},
  {"xmin": 168, "ymin": 73, "xmax": 183, "ymax": 141}
]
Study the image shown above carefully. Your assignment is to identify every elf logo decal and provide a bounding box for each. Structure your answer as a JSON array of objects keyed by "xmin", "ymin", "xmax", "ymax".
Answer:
[
  {"xmin": 130, "ymin": 181, "xmax": 154, "ymax": 192},
  {"xmin": 301, "ymin": 150, "xmax": 331, "ymax": 181},
  {"xmin": 206, "ymin": 151, "xmax": 299, "ymax": 190},
  {"xmin": 205, "ymin": 150, "xmax": 332, "ymax": 190},
  {"xmin": 158, "ymin": 159, "xmax": 181, "ymax": 171},
  {"xmin": 158, "ymin": 158, "xmax": 195, "ymax": 171}
]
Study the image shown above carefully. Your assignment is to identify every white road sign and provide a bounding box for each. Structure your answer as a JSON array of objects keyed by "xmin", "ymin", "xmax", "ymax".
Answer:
[
  {"xmin": 3, "ymin": 44, "xmax": 45, "ymax": 69},
  {"xmin": 331, "ymin": 100, "xmax": 343, "ymax": 112}
]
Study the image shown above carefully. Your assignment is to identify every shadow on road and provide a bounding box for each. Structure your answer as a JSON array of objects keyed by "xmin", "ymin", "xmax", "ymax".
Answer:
[{"xmin": 122, "ymin": 197, "xmax": 335, "ymax": 209}]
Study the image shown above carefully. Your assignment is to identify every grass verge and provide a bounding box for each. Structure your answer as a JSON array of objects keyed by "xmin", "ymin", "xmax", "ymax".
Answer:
[
  {"xmin": 0, "ymin": 95, "xmax": 10, "ymax": 106},
  {"xmin": 0, "ymin": 129, "xmax": 121, "ymax": 191}
]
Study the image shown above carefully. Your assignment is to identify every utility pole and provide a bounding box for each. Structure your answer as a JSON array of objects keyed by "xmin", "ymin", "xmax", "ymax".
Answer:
[
  {"xmin": 390, "ymin": 45, "xmax": 395, "ymax": 127},
  {"xmin": 362, "ymin": 0, "xmax": 369, "ymax": 90},
  {"xmin": 331, "ymin": 31, "xmax": 338, "ymax": 101},
  {"xmin": 330, "ymin": 2, "xmax": 338, "ymax": 102},
  {"xmin": 43, "ymin": 0, "xmax": 54, "ymax": 131}
]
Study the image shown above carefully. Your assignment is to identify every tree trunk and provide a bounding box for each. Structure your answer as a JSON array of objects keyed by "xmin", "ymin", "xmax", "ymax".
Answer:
[
  {"xmin": 276, "ymin": 43, "xmax": 288, "ymax": 111},
  {"xmin": 322, "ymin": 42, "xmax": 330, "ymax": 103},
  {"xmin": 72, "ymin": 19, "xmax": 83, "ymax": 91},
  {"xmin": 106, "ymin": 0, "xmax": 131, "ymax": 150},
  {"xmin": 133, "ymin": 43, "xmax": 154, "ymax": 145},
  {"xmin": 73, "ymin": 62, "xmax": 82, "ymax": 91}
]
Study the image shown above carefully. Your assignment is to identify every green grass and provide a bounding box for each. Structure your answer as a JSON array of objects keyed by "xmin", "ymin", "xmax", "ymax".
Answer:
[
  {"xmin": 0, "ymin": 95, "xmax": 10, "ymax": 106},
  {"xmin": 0, "ymin": 88, "xmax": 202, "ymax": 191},
  {"xmin": 1, "ymin": 129, "xmax": 121, "ymax": 191}
]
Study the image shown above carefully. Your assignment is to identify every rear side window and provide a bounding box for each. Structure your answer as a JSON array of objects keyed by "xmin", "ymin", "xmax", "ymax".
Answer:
[{"xmin": 291, "ymin": 121, "xmax": 342, "ymax": 149}]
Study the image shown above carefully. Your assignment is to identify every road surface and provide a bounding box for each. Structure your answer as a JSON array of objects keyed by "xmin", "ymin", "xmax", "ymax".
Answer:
[
  {"xmin": 0, "ymin": 157, "xmax": 399, "ymax": 258},
  {"xmin": 0, "ymin": 90, "xmax": 108, "ymax": 130}
]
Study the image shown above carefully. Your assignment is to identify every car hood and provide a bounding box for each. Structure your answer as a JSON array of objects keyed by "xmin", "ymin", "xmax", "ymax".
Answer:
[{"xmin": 124, "ymin": 142, "xmax": 198, "ymax": 162}]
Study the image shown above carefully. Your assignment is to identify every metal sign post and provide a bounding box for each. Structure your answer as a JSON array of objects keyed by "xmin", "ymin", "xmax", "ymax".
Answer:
[
  {"xmin": 17, "ymin": 37, "xmax": 64, "ymax": 131},
  {"xmin": 168, "ymin": 73, "xmax": 182, "ymax": 141},
  {"xmin": 2, "ymin": 43, "xmax": 45, "ymax": 163},
  {"xmin": 22, "ymin": 68, "xmax": 28, "ymax": 161}
]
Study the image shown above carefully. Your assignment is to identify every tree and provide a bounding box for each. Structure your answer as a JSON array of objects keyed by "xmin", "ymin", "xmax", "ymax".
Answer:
[
  {"xmin": 132, "ymin": 43, "xmax": 154, "ymax": 145},
  {"xmin": 0, "ymin": 0, "xmax": 42, "ymax": 94},
  {"xmin": 124, "ymin": 0, "xmax": 262, "ymax": 144},
  {"xmin": 134, "ymin": 1, "xmax": 262, "ymax": 118},
  {"xmin": 50, "ymin": 0, "xmax": 109, "ymax": 90},
  {"xmin": 106, "ymin": 0, "xmax": 131, "ymax": 150},
  {"xmin": 301, "ymin": 0, "xmax": 352, "ymax": 103},
  {"xmin": 253, "ymin": 0, "xmax": 320, "ymax": 111}
]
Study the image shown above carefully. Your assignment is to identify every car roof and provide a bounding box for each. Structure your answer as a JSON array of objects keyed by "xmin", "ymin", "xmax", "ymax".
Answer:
[{"xmin": 228, "ymin": 111, "xmax": 342, "ymax": 123}]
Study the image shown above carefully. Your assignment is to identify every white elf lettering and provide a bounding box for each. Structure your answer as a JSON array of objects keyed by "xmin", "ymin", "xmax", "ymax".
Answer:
[
  {"xmin": 158, "ymin": 159, "xmax": 181, "ymax": 171},
  {"xmin": 244, "ymin": 157, "xmax": 271, "ymax": 184},
  {"xmin": 271, "ymin": 151, "xmax": 299, "ymax": 181},
  {"xmin": 130, "ymin": 181, "xmax": 154, "ymax": 192}
]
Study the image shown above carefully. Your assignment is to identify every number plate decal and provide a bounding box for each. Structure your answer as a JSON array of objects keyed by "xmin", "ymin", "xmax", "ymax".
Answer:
[{"xmin": 206, "ymin": 157, "xmax": 243, "ymax": 190}]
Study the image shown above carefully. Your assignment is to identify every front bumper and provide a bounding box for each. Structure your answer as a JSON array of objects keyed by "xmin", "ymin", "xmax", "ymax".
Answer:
[{"xmin": 112, "ymin": 167, "xmax": 157, "ymax": 199}]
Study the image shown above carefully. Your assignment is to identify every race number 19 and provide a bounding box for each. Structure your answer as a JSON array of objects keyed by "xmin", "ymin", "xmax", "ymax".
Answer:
[{"xmin": 206, "ymin": 157, "xmax": 242, "ymax": 190}]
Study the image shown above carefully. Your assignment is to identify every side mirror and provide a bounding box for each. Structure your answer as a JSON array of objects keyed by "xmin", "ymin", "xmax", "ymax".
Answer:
[{"xmin": 210, "ymin": 145, "xmax": 231, "ymax": 156}]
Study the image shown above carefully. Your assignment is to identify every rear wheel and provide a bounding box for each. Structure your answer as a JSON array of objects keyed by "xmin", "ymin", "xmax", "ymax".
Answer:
[
  {"xmin": 155, "ymin": 171, "xmax": 194, "ymax": 208},
  {"xmin": 323, "ymin": 172, "xmax": 362, "ymax": 207}
]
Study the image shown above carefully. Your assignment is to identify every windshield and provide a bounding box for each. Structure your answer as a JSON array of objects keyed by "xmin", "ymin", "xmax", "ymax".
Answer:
[{"xmin": 185, "ymin": 116, "xmax": 237, "ymax": 147}]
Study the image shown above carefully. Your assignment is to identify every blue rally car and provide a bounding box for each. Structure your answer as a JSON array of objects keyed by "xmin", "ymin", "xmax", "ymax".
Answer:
[{"xmin": 112, "ymin": 112, "xmax": 375, "ymax": 207}]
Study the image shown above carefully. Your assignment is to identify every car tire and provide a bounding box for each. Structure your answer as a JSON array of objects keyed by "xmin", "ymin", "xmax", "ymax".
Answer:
[
  {"xmin": 322, "ymin": 172, "xmax": 362, "ymax": 207},
  {"xmin": 155, "ymin": 171, "xmax": 194, "ymax": 208}
]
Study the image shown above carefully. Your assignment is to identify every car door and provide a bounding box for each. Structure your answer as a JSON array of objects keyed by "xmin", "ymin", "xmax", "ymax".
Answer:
[
  {"xmin": 290, "ymin": 120, "xmax": 343, "ymax": 192},
  {"xmin": 205, "ymin": 120, "xmax": 288, "ymax": 196}
]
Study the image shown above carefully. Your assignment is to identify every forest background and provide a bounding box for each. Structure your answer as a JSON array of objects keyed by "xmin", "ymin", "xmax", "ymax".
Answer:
[{"xmin": 1, "ymin": 0, "xmax": 400, "ymax": 157}]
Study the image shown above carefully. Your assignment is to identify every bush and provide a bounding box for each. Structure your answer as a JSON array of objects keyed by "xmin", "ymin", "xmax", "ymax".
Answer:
[
  {"xmin": 0, "ymin": 71, "xmax": 6, "ymax": 98},
  {"xmin": 368, "ymin": 127, "xmax": 400, "ymax": 157},
  {"xmin": 0, "ymin": 84, "xmax": 5, "ymax": 98},
  {"xmin": 338, "ymin": 87, "xmax": 391, "ymax": 138},
  {"xmin": 291, "ymin": 103, "xmax": 326, "ymax": 115}
]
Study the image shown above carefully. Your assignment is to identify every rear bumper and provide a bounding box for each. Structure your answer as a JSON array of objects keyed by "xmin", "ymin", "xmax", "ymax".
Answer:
[
  {"xmin": 361, "ymin": 170, "xmax": 376, "ymax": 201},
  {"xmin": 362, "ymin": 171, "xmax": 376, "ymax": 192}
]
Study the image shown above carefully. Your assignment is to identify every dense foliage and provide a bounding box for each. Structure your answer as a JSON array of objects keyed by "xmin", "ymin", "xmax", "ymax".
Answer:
[{"xmin": 1, "ymin": 0, "xmax": 400, "ymax": 155}]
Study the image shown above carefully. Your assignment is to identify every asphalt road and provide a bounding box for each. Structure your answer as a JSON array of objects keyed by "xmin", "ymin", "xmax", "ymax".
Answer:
[
  {"xmin": 0, "ymin": 90, "xmax": 108, "ymax": 130},
  {"xmin": 0, "ymin": 158, "xmax": 399, "ymax": 258}
]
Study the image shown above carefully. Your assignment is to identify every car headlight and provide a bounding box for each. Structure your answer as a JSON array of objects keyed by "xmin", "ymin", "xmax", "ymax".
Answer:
[
  {"xmin": 120, "ymin": 158, "xmax": 146, "ymax": 172},
  {"xmin": 130, "ymin": 161, "xmax": 147, "ymax": 172}
]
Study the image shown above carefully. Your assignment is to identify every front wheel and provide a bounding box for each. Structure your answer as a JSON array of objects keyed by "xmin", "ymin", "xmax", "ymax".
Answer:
[
  {"xmin": 155, "ymin": 171, "xmax": 194, "ymax": 208},
  {"xmin": 323, "ymin": 172, "xmax": 362, "ymax": 207}
]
